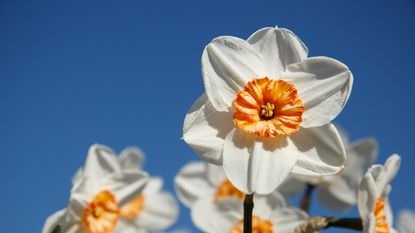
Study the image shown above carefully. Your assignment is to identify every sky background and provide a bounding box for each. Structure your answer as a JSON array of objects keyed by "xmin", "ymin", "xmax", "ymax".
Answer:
[{"xmin": 1, "ymin": 0, "xmax": 414, "ymax": 232}]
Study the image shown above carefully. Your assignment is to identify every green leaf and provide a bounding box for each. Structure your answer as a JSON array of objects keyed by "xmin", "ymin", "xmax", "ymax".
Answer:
[{"xmin": 51, "ymin": 224, "xmax": 61, "ymax": 233}]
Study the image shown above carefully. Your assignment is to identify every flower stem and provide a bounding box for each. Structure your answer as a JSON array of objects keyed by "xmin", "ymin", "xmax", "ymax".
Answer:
[
  {"xmin": 299, "ymin": 183, "xmax": 315, "ymax": 213},
  {"xmin": 325, "ymin": 217, "xmax": 363, "ymax": 231},
  {"xmin": 293, "ymin": 217, "xmax": 362, "ymax": 233},
  {"xmin": 243, "ymin": 193, "xmax": 254, "ymax": 233}
]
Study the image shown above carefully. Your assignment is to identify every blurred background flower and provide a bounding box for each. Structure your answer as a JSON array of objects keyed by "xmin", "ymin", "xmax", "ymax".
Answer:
[{"xmin": 1, "ymin": 1, "xmax": 414, "ymax": 232}]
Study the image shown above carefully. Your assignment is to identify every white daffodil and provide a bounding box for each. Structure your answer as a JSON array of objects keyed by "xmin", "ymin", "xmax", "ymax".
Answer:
[
  {"xmin": 398, "ymin": 209, "xmax": 415, "ymax": 233},
  {"xmin": 174, "ymin": 161, "xmax": 244, "ymax": 208},
  {"xmin": 183, "ymin": 26, "xmax": 352, "ymax": 194},
  {"xmin": 174, "ymin": 161, "xmax": 247, "ymax": 231},
  {"xmin": 358, "ymin": 154, "xmax": 401, "ymax": 233},
  {"xmin": 174, "ymin": 161, "xmax": 306, "ymax": 233},
  {"xmin": 114, "ymin": 147, "xmax": 179, "ymax": 233},
  {"xmin": 42, "ymin": 144, "xmax": 149, "ymax": 233},
  {"xmin": 278, "ymin": 127, "xmax": 378, "ymax": 212},
  {"xmin": 194, "ymin": 191, "xmax": 308, "ymax": 233}
]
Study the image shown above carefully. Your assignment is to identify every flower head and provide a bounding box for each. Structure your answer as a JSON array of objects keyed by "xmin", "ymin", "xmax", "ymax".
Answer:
[
  {"xmin": 193, "ymin": 191, "xmax": 308, "ymax": 233},
  {"xmin": 42, "ymin": 144, "xmax": 149, "ymax": 233},
  {"xmin": 278, "ymin": 126, "xmax": 378, "ymax": 212},
  {"xmin": 183, "ymin": 26, "xmax": 352, "ymax": 194},
  {"xmin": 113, "ymin": 147, "xmax": 179, "ymax": 233},
  {"xmin": 358, "ymin": 154, "xmax": 401, "ymax": 233},
  {"xmin": 174, "ymin": 161, "xmax": 245, "ymax": 231},
  {"xmin": 174, "ymin": 161, "xmax": 244, "ymax": 208}
]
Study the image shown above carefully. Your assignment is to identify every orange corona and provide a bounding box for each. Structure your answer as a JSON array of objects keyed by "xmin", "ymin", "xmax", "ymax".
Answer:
[
  {"xmin": 215, "ymin": 179, "xmax": 245, "ymax": 201},
  {"xmin": 82, "ymin": 190, "xmax": 120, "ymax": 233},
  {"xmin": 231, "ymin": 215, "xmax": 273, "ymax": 233},
  {"xmin": 120, "ymin": 194, "xmax": 145, "ymax": 219},
  {"xmin": 233, "ymin": 77, "xmax": 304, "ymax": 138},
  {"xmin": 374, "ymin": 198, "xmax": 390, "ymax": 233}
]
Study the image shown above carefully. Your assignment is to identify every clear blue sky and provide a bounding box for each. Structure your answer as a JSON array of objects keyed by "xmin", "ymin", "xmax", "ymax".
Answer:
[{"xmin": 0, "ymin": 0, "xmax": 414, "ymax": 232}]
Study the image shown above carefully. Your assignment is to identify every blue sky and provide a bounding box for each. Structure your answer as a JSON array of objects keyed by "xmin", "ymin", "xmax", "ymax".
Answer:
[{"xmin": 0, "ymin": 0, "xmax": 414, "ymax": 232}]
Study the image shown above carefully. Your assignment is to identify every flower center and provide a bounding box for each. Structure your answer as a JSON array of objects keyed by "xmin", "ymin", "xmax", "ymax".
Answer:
[
  {"xmin": 215, "ymin": 179, "xmax": 245, "ymax": 201},
  {"xmin": 374, "ymin": 198, "xmax": 390, "ymax": 233},
  {"xmin": 233, "ymin": 77, "xmax": 304, "ymax": 138},
  {"xmin": 230, "ymin": 215, "xmax": 273, "ymax": 233},
  {"xmin": 120, "ymin": 194, "xmax": 145, "ymax": 219},
  {"xmin": 260, "ymin": 103, "xmax": 275, "ymax": 120},
  {"xmin": 83, "ymin": 190, "xmax": 120, "ymax": 233}
]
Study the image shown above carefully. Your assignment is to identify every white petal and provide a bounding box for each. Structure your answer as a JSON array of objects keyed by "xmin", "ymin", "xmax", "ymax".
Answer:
[
  {"xmin": 114, "ymin": 220, "xmax": 149, "ymax": 233},
  {"xmin": 383, "ymin": 154, "xmax": 401, "ymax": 187},
  {"xmin": 247, "ymin": 27, "xmax": 308, "ymax": 76},
  {"xmin": 271, "ymin": 208, "xmax": 309, "ymax": 233},
  {"xmin": 253, "ymin": 192, "xmax": 287, "ymax": 219},
  {"xmin": 276, "ymin": 175, "xmax": 305, "ymax": 196},
  {"xmin": 223, "ymin": 129, "xmax": 298, "ymax": 194},
  {"xmin": 326, "ymin": 175, "xmax": 358, "ymax": 207},
  {"xmin": 136, "ymin": 192, "xmax": 179, "ymax": 231},
  {"xmin": 206, "ymin": 163, "xmax": 227, "ymax": 187},
  {"xmin": 284, "ymin": 57, "xmax": 353, "ymax": 127},
  {"xmin": 202, "ymin": 36, "xmax": 266, "ymax": 111},
  {"xmin": 398, "ymin": 209, "xmax": 415, "ymax": 233},
  {"xmin": 344, "ymin": 138, "xmax": 378, "ymax": 177},
  {"xmin": 67, "ymin": 192, "xmax": 89, "ymax": 220},
  {"xmin": 70, "ymin": 176, "xmax": 98, "ymax": 198},
  {"xmin": 370, "ymin": 154, "xmax": 401, "ymax": 196},
  {"xmin": 385, "ymin": 201, "xmax": 394, "ymax": 227},
  {"xmin": 101, "ymin": 171, "xmax": 149, "ymax": 206},
  {"xmin": 317, "ymin": 187, "xmax": 354, "ymax": 212},
  {"xmin": 71, "ymin": 167, "xmax": 83, "ymax": 185},
  {"xmin": 192, "ymin": 198, "xmax": 242, "ymax": 233},
  {"xmin": 335, "ymin": 124, "xmax": 350, "ymax": 145},
  {"xmin": 174, "ymin": 161, "xmax": 215, "ymax": 208},
  {"xmin": 290, "ymin": 124, "xmax": 346, "ymax": 176},
  {"xmin": 42, "ymin": 209, "xmax": 67, "ymax": 233},
  {"xmin": 143, "ymin": 177, "xmax": 163, "ymax": 195},
  {"xmin": 119, "ymin": 146, "xmax": 145, "ymax": 170},
  {"xmin": 328, "ymin": 138, "xmax": 378, "ymax": 205},
  {"xmin": 364, "ymin": 214, "xmax": 377, "ymax": 233},
  {"xmin": 183, "ymin": 94, "xmax": 233, "ymax": 165},
  {"xmin": 83, "ymin": 144, "xmax": 120, "ymax": 180},
  {"xmin": 369, "ymin": 165, "xmax": 388, "ymax": 196},
  {"xmin": 358, "ymin": 172, "xmax": 378, "ymax": 221}
]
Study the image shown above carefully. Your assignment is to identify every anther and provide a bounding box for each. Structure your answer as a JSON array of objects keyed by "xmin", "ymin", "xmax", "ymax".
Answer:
[{"xmin": 260, "ymin": 103, "xmax": 275, "ymax": 120}]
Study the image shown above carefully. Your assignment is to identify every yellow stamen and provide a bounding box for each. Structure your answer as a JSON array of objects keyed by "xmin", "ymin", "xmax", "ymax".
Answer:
[
  {"xmin": 120, "ymin": 194, "xmax": 145, "ymax": 219},
  {"xmin": 230, "ymin": 215, "xmax": 273, "ymax": 233},
  {"xmin": 374, "ymin": 198, "xmax": 390, "ymax": 233},
  {"xmin": 82, "ymin": 190, "xmax": 120, "ymax": 233},
  {"xmin": 260, "ymin": 103, "xmax": 275, "ymax": 119},
  {"xmin": 215, "ymin": 179, "xmax": 245, "ymax": 201}
]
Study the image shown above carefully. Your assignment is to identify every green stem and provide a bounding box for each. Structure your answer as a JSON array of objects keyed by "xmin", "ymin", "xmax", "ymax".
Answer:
[
  {"xmin": 325, "ymin": 217, "xmax": 363, "ymax": 231},
  {"xmin": 299, "ymin": 184, "xmax": 315, "ymax": 213},
  {"xmin": 243, "ymin": 193, "xmax": 254, "ymax": 233}
]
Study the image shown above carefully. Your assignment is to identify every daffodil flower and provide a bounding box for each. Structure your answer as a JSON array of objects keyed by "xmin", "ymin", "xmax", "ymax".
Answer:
[
  {"xmin": 279, "ymin": 127, "xmax": 378, "ymax": 212},
  {"xmin": 358, "ymin": 154, "xmax": 401, "ymax": 233},
  {"xmin": 174, "ymin": 161, "xmax": 247, "ymax": 231},
  {"xmin": 183, "ymin": 26, "xmax": 352, "ymax": 194},
  {"xmin": 42, "ymin": 144, "xmax": 149, "ymax": 233},
  {"xmin": 113, "ymin": 147, "xmax": 179, "ymax": 233},
  {"xmin": 194, "ymin": 192, "xmax": 308, "ymax": 233},
  {"xmin": 397, "ymin": 209, "xmax": 415, "ymax": 233},
  {"xmin": 174, "ymin": 161, "xmax": 244, "ymax": 208}
]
